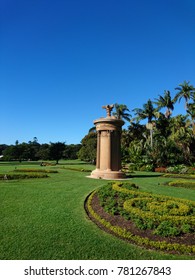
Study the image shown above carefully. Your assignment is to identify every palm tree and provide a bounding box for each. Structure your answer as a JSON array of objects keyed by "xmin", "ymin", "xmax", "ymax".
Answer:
[
  {"xmin": 154, "ymin": 90, "xmax": 174, "ymax": 118},
  {"xmin": 113, "ymin": 103, "xmax": 131, "ymax": 122},
  {"xmin": 133, "ymin": 99, "xmax": 156, "ymax": 123},
  {"xmin": 174, "ymin": 81, "xmax": 195, "ymax": 109},
  {"xmin": 186, "ymin": 102, "xmax": 195, "ymax": 135},
  {"xmin": 133, "ymin": 99, "xmax": 156, "ymax": 147},
  {"xmin": 170, "ymin": 115, "xmax": 193, "ymax": 163}
]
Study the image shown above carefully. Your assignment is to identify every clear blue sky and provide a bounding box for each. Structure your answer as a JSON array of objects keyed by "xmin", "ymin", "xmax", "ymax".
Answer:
[{"xmin": 1, "ymin": 0, "xmax": 195, "ymax": 145}]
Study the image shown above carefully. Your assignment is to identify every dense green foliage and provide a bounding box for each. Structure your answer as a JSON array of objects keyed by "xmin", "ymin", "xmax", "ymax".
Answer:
[
  {"xmin": 77, "ymin": 132, "xmax": 97, "ymax": 163},
  {"xmin": 79, "ymin": 81, "xmax": 195, "ymax": 167}
]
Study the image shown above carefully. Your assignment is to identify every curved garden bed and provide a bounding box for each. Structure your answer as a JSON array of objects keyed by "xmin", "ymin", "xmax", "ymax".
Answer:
[{"xmin": 85, "ymin": 182, "xmax": 195, "ymax": 255}]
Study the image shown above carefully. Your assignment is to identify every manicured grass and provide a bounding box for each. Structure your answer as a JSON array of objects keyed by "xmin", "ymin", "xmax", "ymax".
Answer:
[{"xmin": 0, "ymin": 161, "xmax": 194, "ymax": 260}]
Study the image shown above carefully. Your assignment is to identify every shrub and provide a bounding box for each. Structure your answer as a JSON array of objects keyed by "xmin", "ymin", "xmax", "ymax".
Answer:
[
  {"xmin": 139, "ymin": 164, "xmax": 154, "ymax": 172},
  {"xmin": 128, "ymin": 163, "xmax": 139, "ymax": 172},
  {"xmin": 187, "ymin": 167, "xmax": 195, "ymax": 174},
  {"xmin": 153, "ymin": 221, "xmax": 180, "ymax": 237},
  {"xmin": 166, "ymin": 165, "xmax": 188, "ymax": 174},
  {"xmin": 181, "ymin": 224, "xmax": 192, "ymax": 234}
]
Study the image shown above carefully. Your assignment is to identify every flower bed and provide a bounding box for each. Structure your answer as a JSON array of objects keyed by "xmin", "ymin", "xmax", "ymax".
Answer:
[{"xmin": 85, "ymin": 182, "xmax": 195, "ymax": 255}]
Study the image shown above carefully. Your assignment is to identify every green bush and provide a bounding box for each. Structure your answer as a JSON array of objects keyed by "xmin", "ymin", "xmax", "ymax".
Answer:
[
  {"xmin": 166, "ymin": 165, "xmax": 188, "ymax": 174},
  {"xmin": 128, "ymin": 163, "xmax": 140, "ymax": 172},
  {"xmin": 139, "ymin": 164, "xmax": 154, "ymax": 172},
  {"xmin": 153, "ymin": 221, "xmax": 180, "ymax": 237}
]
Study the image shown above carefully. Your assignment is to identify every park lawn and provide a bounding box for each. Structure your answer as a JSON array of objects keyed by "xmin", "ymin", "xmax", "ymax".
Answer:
[{"xmin": 0, "ymin": 161, "xmax": 194, "ymax": 260}]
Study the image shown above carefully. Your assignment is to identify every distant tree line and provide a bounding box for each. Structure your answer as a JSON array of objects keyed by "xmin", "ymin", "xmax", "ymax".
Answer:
[{"xmin": 0, "ymin": 137, "xmax": 81, "ymax": 164}]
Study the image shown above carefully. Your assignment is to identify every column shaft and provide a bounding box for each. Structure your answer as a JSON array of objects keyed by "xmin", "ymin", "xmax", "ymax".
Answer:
[
  {"xmin": 107, "ymin": 131, "xmax": 111, "ymax": 171},
  {"xmin": 96, "ymin": 131, "xmax": 100, "ymax": 169}
]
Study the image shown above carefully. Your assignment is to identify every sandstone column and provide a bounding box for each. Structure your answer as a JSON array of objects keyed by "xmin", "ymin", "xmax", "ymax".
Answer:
[
  {"xmin": 107, "ymin": 130, "xmax": 111, "ymax": 171},
  {"xmin": 96, "ymin": 131, "xmax": 101, "ymax": 170},
  {"xmin": 90, "ymin": 105, "xmax": 125, "ymax": 180}
]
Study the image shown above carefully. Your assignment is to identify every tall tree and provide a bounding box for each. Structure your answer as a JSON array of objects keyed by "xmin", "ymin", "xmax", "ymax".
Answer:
[
  {"xmin": 169, "ymin": 115, "xmax": 193, "ymax": 164},
  {"xmin": 154, "ymin": 90, "xmax": 174, "ymax": 118},
  {"xmin": 36, "ymin": 144, "xmax": 50, "ymax": 160},
  {"xmin": 64, "ymin": 144, "xmax": 81, "ymax": 159},
  {"xmin": 174, "ymin": 80, "xmax": 195, "ymax": 108},
  {"xmin": 186, "ymin": 102, "xmax": 195, "ymax": 135},
  {"xmin": 133, "ymin": 99, "xmax": 156, "ymax": 147},
  {"xmin": 78, "ymin": 132, "xmax": 97, "ymax": 163},
  {"xmin": 49, "ymin": 142, "xmax": 66, "ymax": 164},
  {"xmin": 133, "ymin": 99, "xmax": 156, "ymax": 123},
  {"xmin": 113, "ymin": 103, "xmax": 131, "ymax": 122}
]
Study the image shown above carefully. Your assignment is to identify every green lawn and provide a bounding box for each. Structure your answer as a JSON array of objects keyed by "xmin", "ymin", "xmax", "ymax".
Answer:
[{"xmin": 0, "ymin": 160, "xmax": 194, "ymax": 260}]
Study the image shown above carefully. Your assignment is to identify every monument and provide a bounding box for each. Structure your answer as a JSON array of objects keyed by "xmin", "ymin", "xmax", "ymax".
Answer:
[{"xmin": 90, "ymin": 105, "xmax": 126, "ymax": 179}]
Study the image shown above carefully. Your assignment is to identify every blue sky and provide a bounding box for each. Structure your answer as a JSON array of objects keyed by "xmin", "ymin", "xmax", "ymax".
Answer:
[{"xmin": 0, "ymin": 0, "xmax": 195, "ymax": 145}]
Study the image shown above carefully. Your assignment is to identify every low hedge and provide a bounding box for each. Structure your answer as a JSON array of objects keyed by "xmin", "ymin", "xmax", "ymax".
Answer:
[
  {"xmin": 0, "ymin": 173, "xmax": 49, "ymax": 180},
  {"xmin": 168, "ymin": 180, "xmax": 195, "ymax": 190},
  {"xmin": 163, "ymin": 174, "xmax": 195, "ymax": 179},
  {"xmin": 14, "ymin": 168, "xmax": 58, "ymax": 173}
]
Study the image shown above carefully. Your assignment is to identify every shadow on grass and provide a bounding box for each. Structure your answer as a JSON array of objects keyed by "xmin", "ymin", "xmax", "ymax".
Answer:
[
  {"xmin": 127, "ymin": 173, "xmax": 162, "ymax": 178},
  {"xmin": 59, "ymin": 162, "xmax": 89, "ymax": 165}
]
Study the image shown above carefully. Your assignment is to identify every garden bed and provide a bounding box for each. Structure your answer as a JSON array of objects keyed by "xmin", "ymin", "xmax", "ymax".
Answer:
[{"xmin": 85, "ymin": 182, "xmax": 195, "ymax": 255}]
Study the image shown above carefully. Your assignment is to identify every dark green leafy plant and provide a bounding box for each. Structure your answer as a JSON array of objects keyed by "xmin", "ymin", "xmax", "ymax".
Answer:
[{"xmin": 153, "ymin": 221, "xmax": 180, "ymax": 237}]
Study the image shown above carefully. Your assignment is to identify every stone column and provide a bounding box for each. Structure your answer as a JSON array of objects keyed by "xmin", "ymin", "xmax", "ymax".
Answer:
[
  {"xmin": 118, "ymin": 131, "xmax": 122, "ymax": 170},
  {"xmin": 96, "ymin": 131, "xmax": 101, "ymax": 169},
  {"xmin": 90, "ymin": 105, "xmax": 126, "ymax": 180},
  {"xmin": 107, "ymin": 131, "xmax": 111, "ymax": 171}
]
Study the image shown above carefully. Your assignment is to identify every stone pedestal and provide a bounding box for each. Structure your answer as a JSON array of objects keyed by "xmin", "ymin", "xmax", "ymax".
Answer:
[{"xmin": 90, "ymin": 115, "xmax": 126, "ymax": 180}]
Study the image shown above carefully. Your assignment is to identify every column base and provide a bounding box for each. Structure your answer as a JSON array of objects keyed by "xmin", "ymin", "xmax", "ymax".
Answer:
[{"xmin": 89, "ymin": 169, "xmax": 126, "ymax": 180}]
